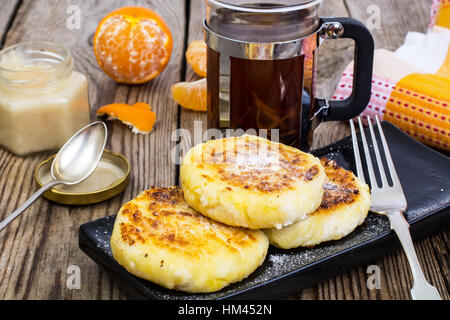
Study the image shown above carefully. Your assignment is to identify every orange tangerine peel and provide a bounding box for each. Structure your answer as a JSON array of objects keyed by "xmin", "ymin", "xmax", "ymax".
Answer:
[{"xmin": 97, "ymin": 102, "xmax": 157, "ymax": 134}]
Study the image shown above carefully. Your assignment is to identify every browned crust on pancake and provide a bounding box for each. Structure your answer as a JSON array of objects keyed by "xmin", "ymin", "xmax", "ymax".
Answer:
[
  {"xmin": 198, "ymin": 136, "xmax": 320, "ymax": 192},
  {"xmin": 117, "ymin": 187, "xmax": 260, "ymax": 258},
  {"xmin": 313, "ymin": 158, "xmax": 361, "ymax": 214}
]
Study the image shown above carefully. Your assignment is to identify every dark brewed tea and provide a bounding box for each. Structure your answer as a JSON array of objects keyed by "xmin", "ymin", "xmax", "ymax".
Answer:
[
  {"xmin": 206, "ymin": 47, "xmax": 221, "ymax": 131},
  {"xmin": 207, "ymin": 46, "xmax": 305, "ymax": 147},
  {"xmin": 230, "ymin": 55, "xmax": 305, "ymax": 147}
]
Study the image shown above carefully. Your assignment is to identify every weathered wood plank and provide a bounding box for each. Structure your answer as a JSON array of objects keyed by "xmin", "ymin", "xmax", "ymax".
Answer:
[
  {"xmin": 0, "ymin": 0, "xmax": 186, "ymax": 299},
  {"xmin": 0, "ymin": 0, "xmax": 20, "ymax": 47},
  {"xmin": 177, "ymin": 0, "xmax": 208, "ymax": 169},
  {"xmin": 345, "ymin": 0, "xmax": 433, "ymax": 50}
]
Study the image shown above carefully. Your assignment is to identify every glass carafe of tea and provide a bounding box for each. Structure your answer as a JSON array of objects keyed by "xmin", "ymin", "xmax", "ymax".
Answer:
[{"xmin": 205, "ymin": 0, "xmax": 374, "ymax": 150}]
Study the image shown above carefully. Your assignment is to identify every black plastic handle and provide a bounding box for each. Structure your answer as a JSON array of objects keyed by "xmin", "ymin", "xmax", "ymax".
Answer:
[{"xmin": 319, "ymin": 17, "xmax": 375, "ymax": 121}]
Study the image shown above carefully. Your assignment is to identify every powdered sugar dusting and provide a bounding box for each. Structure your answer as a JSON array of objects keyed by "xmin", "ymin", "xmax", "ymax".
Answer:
[{"xmin": 83, "ymin": 211, "xmax": 390, "ymax": 300}]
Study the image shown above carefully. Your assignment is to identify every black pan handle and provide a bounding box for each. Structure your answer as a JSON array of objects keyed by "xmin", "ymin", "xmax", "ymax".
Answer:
[{"xmin": 318, "ymin": 17, "xmax": 375, "ymax": 121}]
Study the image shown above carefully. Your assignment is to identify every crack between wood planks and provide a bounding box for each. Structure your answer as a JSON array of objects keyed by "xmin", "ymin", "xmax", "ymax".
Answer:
[
  {"xmin": 0, "ymin": 0, "xmax": 23, "ymax": 49},
  {"xmin": 342, "ymin": 0, "xmax": 352, "ymax": 18},
  {"xmin": 174, "ymin": 0, "xmax": 191, "ymax": 186}
]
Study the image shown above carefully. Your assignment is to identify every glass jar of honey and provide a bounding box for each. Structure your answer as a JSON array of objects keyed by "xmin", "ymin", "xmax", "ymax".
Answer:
[{"xmin": 0, "ymin": 41, "xmax": 90, "ymax": 155}]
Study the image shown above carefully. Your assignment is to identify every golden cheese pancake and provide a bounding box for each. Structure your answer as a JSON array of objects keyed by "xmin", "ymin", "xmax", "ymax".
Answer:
[
  {"xmin": 265, "ymin": 158, "xmax": 371, "ymax": 249},
  {"xmin": 110, "ymin": 186, "xmax": 269, "ymax": 293},
  {"xmin": 180, "ymin": 135, "xmax": 326, "ymax": 230}
]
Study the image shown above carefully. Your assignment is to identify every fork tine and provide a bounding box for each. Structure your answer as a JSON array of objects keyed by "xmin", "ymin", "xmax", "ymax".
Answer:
[
  {"xmin": 367, "ymin": 116, "xmax": 389, "ymax": 187},
  {"xmin": 349, "ymin": 120, "xmax": 365, "ymax": 183},
  {"xmin": 358, "ymin": 117, "xmax": 379, "ymax": 190},
  {"xmin": 375, "ymin": 116, "xmax": 402, "ymax": 187}
]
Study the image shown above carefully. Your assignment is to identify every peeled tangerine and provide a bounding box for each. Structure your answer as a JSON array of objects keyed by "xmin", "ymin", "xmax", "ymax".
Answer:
[
  {"xmin": 93, "ymin": 7, "xmax": 173, "ymax": 84},
  {"xmin": 97, "ymin": 102, "xmax": 156, "ymax": 134}
]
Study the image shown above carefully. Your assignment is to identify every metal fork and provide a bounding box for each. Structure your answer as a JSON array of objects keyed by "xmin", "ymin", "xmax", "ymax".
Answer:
[{"xmin": 350, "ymin": 116, "xmax": 441, "ymax": 300}]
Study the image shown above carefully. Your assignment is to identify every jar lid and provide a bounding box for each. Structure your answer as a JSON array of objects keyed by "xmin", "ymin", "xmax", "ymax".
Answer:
[
  {"xmin": 205, "ymin": 0, "xmax": 322, "ymax": 42},
  {"xmin": 35, "ymin": 150, "xmax": 130, "ymax": 205}
]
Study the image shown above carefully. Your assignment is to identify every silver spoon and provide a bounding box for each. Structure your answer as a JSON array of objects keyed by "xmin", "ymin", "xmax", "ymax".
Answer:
[{"xmin": 0, "ymin": 121, "xmax": 107, "ymax": 232}]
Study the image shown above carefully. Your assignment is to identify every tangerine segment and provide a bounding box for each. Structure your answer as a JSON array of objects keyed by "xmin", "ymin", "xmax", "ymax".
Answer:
[
  {"xmin": 97, "ymin": 102, "xmax": 157, "ymax": 134},
  {"xmin": 186, "ymin": 40, "xmax": 207, "ymax": 77},
  {"xmin": 172, "ymin": 78, "xmax": 207, "ymax": 111},
  {"xmin": 94, "ymin": 7, "xmax": 173, "ymax": 84}
]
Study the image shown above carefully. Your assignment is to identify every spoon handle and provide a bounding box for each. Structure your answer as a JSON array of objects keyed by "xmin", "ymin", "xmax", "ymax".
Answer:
[{"xmin": 0, "ymin": 181, "xmax": 62, "ymax": 232}]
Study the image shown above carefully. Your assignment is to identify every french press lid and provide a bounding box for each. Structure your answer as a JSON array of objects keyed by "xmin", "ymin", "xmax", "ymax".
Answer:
[{"xmin": 205, "ymin": 0, "xmax": 323, "ymax": 43}]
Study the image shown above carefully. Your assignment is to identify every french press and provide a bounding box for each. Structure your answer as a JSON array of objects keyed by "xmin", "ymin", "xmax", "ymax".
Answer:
[{"xmin": 204, "ymin": 0, "xmax": 374, "ymax": 150}]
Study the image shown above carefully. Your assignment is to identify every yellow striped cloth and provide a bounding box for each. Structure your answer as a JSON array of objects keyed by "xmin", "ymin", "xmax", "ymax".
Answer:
[{"xmin": 334, "ymin": 0, "xmax": 450, "ymax": 151}]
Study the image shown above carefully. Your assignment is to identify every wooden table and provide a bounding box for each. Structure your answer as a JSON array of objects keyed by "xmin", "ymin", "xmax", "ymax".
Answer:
[{"xmin": 0, "ymin": 0, "xmax": 448, "ymax": 300}]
